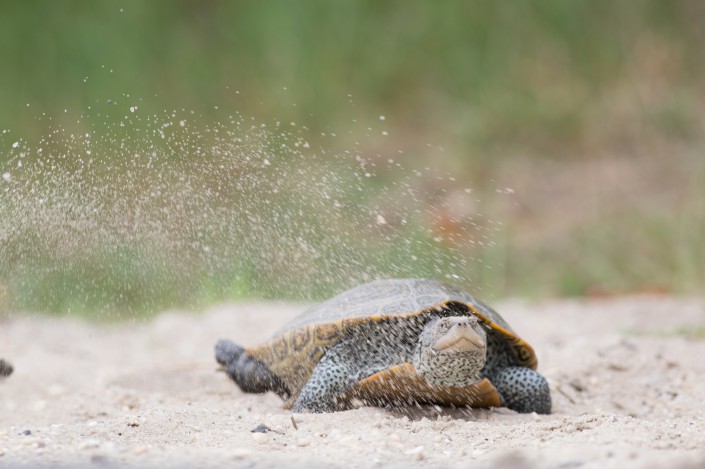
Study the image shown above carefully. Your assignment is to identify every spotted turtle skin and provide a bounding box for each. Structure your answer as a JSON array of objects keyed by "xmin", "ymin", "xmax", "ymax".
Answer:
[{"xmin": 215, "ymin": 279, "xmax": 551, "ymax": 414}]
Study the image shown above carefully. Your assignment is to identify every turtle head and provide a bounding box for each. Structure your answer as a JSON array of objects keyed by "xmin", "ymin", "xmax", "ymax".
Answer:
[{"xmin": 413, "ymin": 315, "xmax": 487, "ymax": 387}]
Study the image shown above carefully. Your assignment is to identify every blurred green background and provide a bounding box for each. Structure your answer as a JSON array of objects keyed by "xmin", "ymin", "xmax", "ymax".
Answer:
[{"xmin": 1, "ymin": 1, "xmax": 704, "ymax": 317}]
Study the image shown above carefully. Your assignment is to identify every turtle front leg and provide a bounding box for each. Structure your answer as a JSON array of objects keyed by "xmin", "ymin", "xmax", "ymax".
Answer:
[
  {"xmin": 489, "ymin": 366, "xmax": 551, "ymax": 414},
  {"xmin": 293, "ymin": 345, "xmax": 359, "ymax": 413}
]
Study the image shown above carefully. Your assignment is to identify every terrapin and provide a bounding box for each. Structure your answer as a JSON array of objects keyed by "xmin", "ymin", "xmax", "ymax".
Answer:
[{"xmin": 215, "ymin": 278, "xmax": 551, "ymax": 414}]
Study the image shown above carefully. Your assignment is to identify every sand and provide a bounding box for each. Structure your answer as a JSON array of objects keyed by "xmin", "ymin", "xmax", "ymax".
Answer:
[{"xmin": 1, "ymin": 296, "xmax": 705, "ymax": 468}]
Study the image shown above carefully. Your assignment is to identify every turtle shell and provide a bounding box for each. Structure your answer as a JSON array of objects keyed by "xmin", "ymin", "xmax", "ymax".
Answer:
[{"xmin": 245, "ymin": 278, "xmax": 537, "ymax": 407}]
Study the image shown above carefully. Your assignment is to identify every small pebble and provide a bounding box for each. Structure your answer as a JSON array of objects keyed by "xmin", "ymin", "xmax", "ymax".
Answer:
[
  {"xmin": 21, "ymin": 438, "xmax": 39, "ymax": 447},
  {"xmin": 251, "ymin": 424, "xmax": 272, "ymax": 433},
  {"xmin": 78, "ymin": 439, "xmax": 101, "ymax": 451},
  {"xmin": 231, "ymin": 448, "xmax": 252, "ymax": 459},
  {"xmin": 405, "ymin": 445, "xmax": 425, "ymax": 461},
  {"xmin": 251, "ymin": 432, "xmax": 269, "ymax": 444},
  {"xmin": 296, "ymin": 439, "xmax": 311, "ymax": 447}
]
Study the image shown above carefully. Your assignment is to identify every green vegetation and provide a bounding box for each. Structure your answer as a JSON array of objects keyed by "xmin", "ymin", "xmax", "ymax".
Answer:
[{"xmin": 1, "ymin": 1, "xmax": 704, "ymax": 317}]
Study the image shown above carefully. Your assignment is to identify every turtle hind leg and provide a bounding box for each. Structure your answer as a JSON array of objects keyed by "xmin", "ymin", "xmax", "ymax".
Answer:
[
  {"xmin": 293, "ymin": 341, "xmax": 363, "ymax": 413},
  {"xmin": 489, "ymin": 366, "xmax": 551, "ymax": 414},
  {"xmin": 214, "ymin": 339, "xmax": 290, "ymax": 399}
]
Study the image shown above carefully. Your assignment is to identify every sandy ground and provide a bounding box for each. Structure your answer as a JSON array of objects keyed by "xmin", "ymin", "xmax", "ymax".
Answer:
[{"xmin": 1, "ymin": 296, "xmax": 705, "ymax": 468}]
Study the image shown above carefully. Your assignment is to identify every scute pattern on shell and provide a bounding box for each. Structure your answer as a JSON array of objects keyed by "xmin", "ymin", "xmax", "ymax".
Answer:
[{"xmin": 277, "ymin": 279, "xmax": 514, "ymax": 334}]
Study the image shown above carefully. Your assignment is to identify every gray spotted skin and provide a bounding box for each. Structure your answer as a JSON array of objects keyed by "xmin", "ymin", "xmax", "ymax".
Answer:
[
  {"xmin": 292, "ymin": 311, "xmax": 547, "ymax": 413},
  {"xmin": 486, "ymin": 366, "xmax": 551, "ymax": 414},
  {"xmin": 413, "ymin": 317, "xmax": 487, "ymax": 387},
  {"xmin": 481, "ymin": 332, "xmax": 517, "ymax": 373},
  {"xmin": 294, "ymin": 316, "xmax": 427, "ymax": 412},
  {"xmin": 293, "ymin": 342, "xmax": 356, "ymax": 412},
  {"xmin": 413, "ymin": 350, "xmax": 485, "ymax": 388}
]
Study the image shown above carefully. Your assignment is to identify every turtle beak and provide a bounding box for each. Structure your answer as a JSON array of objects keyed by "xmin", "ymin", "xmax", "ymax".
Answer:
[{"xmin": 432, "ymin": 320, "xmax": 486, "ymax": 352}]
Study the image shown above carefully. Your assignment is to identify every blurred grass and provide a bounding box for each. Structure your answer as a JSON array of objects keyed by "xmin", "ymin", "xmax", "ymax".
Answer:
[{"xmin": 1, "ymin": 1, "xmax": 704, "ymax": 317}]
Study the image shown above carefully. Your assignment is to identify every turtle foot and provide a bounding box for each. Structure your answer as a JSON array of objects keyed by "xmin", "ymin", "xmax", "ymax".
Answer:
[
  {"xmin": 215, "ymin": 339, "xmax": 245, "ymax": 367},
  {"xmin": 491, "ymin": 366, "xmax": 551, "ymax": 414}
]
